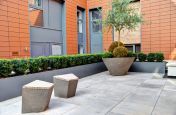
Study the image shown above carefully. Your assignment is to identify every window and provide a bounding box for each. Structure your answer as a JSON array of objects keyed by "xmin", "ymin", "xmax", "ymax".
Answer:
[
  {"xmin": 91, "ymin": 10, "xmax": 102, "ymax": 33},
  {"xmin": 92, "ymin": 21, "xmax": 102, "ymax": 33},
  {"xmin": 29, "ymin": 0, "xmax": 42, "ymax": 8},
  {"xmin": 77, "ymin": 11, "xmax": 83, "ymax": 33},
  {"xmin": 34, "ymin": 0, "xmax": 41, "ymax": 7},
  {"xmin": 125, "ymin": 44, "xmax": 141, "ymax": 53},
  {"xmin": 92, "ymin": 11, "xmax": 102, "ymax": 20},
  {"xmin": 78, "ymin": 20, "xmax": 83, "ymax": 33},
  {"xmin": 78, "ymin": 45, "xmax": 84, "ymax": 54}
]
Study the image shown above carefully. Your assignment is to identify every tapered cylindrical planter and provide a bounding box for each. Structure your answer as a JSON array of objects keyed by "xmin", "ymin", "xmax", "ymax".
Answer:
[{"xmin": 103, "ymin": 57, "xmax": 135, "ymax": 76}]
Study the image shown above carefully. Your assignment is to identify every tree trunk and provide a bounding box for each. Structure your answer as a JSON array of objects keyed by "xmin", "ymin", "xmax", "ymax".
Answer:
[{"xmin": 118, "ymin": 30, "xmax": 121, "ymax": 47}]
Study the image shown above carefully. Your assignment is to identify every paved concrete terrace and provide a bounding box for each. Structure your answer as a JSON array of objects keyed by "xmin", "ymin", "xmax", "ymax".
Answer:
[{"xmin": 0, "ymin": 72, "xmax": 176, "ymax": 115}]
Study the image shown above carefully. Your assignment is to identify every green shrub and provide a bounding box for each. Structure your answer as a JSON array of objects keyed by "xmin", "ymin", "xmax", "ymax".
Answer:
[
  {"xmin": 11, "ymin": 59, "xmax": 28, "ymax": 75},
  {"xmin": 0, "ymin": 60, "xmax": 13, "ymax": 77},
  {"xmin": 102, "ymin": 52, "xmax": 113, "ymax": 58},
  {"xmin": 38, "ymin": 56, "xmax": 49, "ymax": 71},
  {"xmin": 81, "ymin": 54, "xmax": 93, "ymax": 64},
  {"xmin": 155, "ymin": 53, "xmax": 164, "ymax": 62},
  {"xmin": 68, "ymin": 55, "xmax": 81, "ymax": 67},
  {"xmin": 60, "ymin": 56, "xmax": 69, "ymax": 68},
  {"xmin": 127, "ymin": 51, "xmax": 137, "ymax": 61},
  {"xmin": 138, "ymin": 52, "xmax": 147, "ymax": 62},
  {"xmin": 48, "ymin": 56, "xmax": 62, "ymax": 69},
  {"xmin": 127, "ymin": 51, "xmax": 136, "ymax": 57},
  {"xmin": 147, "ymin": 53, "xmax": 155, "ymax": 62},
  {"xmin": 113, "ymin": 46, "xmax": 128, "ymax": 57},
  {"xmin": 108, "ymin": 41, "xmax": 124, "ymax": 53},
  {"xmin": 29, "ymin": 58, "xmax": 40, "ymax": 73},
  {"xmin": 0, "ymin": 53, "xmax": 112, "ymax": 78}
]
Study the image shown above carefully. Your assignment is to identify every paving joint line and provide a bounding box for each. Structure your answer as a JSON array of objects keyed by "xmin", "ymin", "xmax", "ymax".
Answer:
[
  {"xmin": 105, "ymin": 77, "xmax": 148, "ymax": 115},
  {"xmin": 150, "ymin": 79, "xmax": 167, "ymax": 115}
]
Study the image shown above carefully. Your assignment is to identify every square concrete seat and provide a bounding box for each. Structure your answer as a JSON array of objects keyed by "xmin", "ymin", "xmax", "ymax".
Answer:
[
  {"xmin": 167, "ymin": 62, "xmax": 176, "ymax": 76},
  {"xmin": 22, "ymin": 80, "xmax": 54, "ymax": 113},
  {"xmin": 53, "ymin": 74, "xmax": 79, "ymax": 98}
]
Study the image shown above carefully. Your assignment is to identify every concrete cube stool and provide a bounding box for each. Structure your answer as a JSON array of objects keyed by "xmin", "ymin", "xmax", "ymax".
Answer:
[
  {"xmin": 53, "ymin": 74, "xmax": 79, "ymax": 98},
  {"xmin": 167, "ymin": 62, "xmax": 176, "ymax": 76},
  {"xmin": 22, "ymin": 80, "xmax": 54, "ymax": 113}
]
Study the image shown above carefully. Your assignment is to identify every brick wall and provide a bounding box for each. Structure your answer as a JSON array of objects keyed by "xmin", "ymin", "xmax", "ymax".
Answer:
[
  {"xmin": 0, "ymin": 0, "xmax": 30, "ymax": 58},
  {"xmin": 65, "ymin": 0, "xmax": 113, "ymax": 54},
  {"xmin": 141, "ymin": 0, "xmax": 176, "ymax": 59},
  {"xmin": 3, "ymin": 0, "xmax": 176, "ymax": 59},
  {"xmin": 65, "ymin": 0, "xmax": 87, "ymax": 54}
]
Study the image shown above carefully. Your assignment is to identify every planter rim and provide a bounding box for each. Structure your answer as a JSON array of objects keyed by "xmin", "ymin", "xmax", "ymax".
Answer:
[
  {"xmin": 103, "ymin": 57, "xmax": 135, "ymax": 59},
  {"xmin": 103, "ymin": 57, "xmax": 135, "ymax": 76},
  {"xmin": 134, "ymin": 61, "xmax": 165, "ymax": 63}
]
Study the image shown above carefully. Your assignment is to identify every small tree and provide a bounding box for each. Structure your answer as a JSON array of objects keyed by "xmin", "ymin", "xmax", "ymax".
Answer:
[{"xmin": 104, "ymin": 0, "xmax": 142, "ymax": 46}]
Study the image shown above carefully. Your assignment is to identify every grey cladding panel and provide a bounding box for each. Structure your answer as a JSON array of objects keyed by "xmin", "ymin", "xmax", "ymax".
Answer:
[
  {"xmin": 30, "ymin": 0, "xmax": 63, "ymax": 43},
  {"xmin": 31, "ymin": 43, "xmax": 51, "ymax": 57},
  {"xmin": 30, "ymin": 27, "xmax": 62, "ymax": 43},
  {"xmin": 48, "ymin": 0, "xmax": 62, "ymax": 30}
]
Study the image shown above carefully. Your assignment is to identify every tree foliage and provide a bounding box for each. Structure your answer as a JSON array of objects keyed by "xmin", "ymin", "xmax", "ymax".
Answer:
[{"xmin": 104, "ymin": 0, "xmax": 142, "ymax": 45}]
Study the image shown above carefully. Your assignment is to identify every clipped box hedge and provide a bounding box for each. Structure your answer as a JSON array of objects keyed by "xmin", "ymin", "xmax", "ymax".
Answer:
[
  {"xmin": 0, "ymin": 53, "xmax": 112, "ymax": 78},
  {"xmin": 0, "ymin": 52, "xmax": 164, "ymax": 78},
  {"xmin": 127, "ymin": 52, "xmax": 164, "ymax": 62}
]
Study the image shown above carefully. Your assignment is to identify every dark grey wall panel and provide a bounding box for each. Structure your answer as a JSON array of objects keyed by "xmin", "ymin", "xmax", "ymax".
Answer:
[
  {"xmin": 43, "ymin": 0, "xmax": 49, "ymax": 27},
  {"xmin": 30, "ymin": 27, "xmax": 62, "ymax": 43},
  {"xmin": 42, "ymin": 0, "xmax": 62, "ymax": 29},
  {"xmin": 0, "ymin": 63, "xmax": 107, "ymax": 102},
  {"xmin": 31, "ymin": 42, "xmax": 51, "ymax": 57},
  {"xmin": 129, "ymin": 62, "xmax": 166, "ymax": 74},
  {"xmin": 48, "ymin": 0, "xmax": 62, "ymax": 30}
]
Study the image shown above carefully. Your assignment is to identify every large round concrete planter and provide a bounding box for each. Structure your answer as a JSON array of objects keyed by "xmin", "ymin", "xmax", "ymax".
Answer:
[{"xmin": 103, "ymin": 57, "xmax": 135, "ymax": 76}]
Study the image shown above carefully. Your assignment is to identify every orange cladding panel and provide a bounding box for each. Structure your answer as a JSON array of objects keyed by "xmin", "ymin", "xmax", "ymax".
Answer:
[{"xmin": 0, "ymin": 0, "xmax": 30, "ymax": 58}]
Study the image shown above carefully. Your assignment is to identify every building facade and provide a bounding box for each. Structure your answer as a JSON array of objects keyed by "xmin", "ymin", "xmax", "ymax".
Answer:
[
  {"xmin": 0, "ymin": 0, "xmax": 175, "ymax": 59},
  {"xmin": 141, "ymin": 0, "xmax": 176, "ymax": 59}
]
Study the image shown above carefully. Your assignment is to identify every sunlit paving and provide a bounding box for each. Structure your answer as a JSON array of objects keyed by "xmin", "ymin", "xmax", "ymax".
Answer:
[
  {"xmin": 1, "ymin": 72, "xmax": 176, "ymax": 115},
  {"xmin": 1, "ymin": 0, "xmax": 176, "ymax": 114}
]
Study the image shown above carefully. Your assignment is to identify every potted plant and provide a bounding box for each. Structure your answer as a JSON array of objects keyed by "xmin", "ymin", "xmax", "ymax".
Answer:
[{"xmin": 102, "ymin": 0, "xmax": 142, "ymax": 76}]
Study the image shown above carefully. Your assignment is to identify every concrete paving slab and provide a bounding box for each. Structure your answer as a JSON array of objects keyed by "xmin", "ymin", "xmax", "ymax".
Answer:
[
  {"xmin": 152, "ymin": 90, "xmax": 176, "ymax": 115},
  {"xmin": 111, "ymin": 102, "xmax": 153, "ymax": 115},
  {"xmin": 0, "ymin": 72, "xmax": 176, "ymax": 115}
]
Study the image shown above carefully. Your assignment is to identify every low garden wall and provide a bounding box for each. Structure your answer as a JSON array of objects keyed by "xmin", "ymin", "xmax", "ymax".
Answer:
[
  {"xmin": 0, "ymin": 62, "xmax": 107, "ymax": 102},
  {"xmin": 0, "ymin": 53, "xmax": 112, "ymax": 102},
  {"xmin": 129, "ymin": 62, "xmax": 166, "ymax": 74},
  {"xmin": 128, "ymin": 52, "xmax": 166, "ymax": 74},
  {"xmin": 0, "ymin": 52, "xmax": 166, "ymax": 101}
]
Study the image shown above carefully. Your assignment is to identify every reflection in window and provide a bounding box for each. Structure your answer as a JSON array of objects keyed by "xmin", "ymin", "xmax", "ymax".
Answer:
[
  {"xmin": 29, "ymin": 0, "xmax": 43, "ymax": 27},
  {"xmin": 29, "ymin": 0, "xmax": 42, "ymax": 8},
  {"xmin": 78, "ymin": 20, "xmax": 83, "ymax": 33},
  {"xmin": 92, "ymin": 21, "xmax": 102, "ymax": 32},
  {"xmin": 92, "ymin": 11, "xmax": 102, "ymax": 20},
  {"xmin": 78, "ymin": 45, "xmax": 84, "ymax": 54},
  {"xmin": 77, "ymin": 11, "xmax": 83, "ymax": 33},
  {"xmin": 91, "ymin": 10, "xmax": 102, "ymax": 33},
  {"xmin": 77, "ymin": 11, "xmax": 82, "ymax": 20}
]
